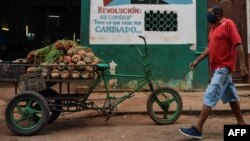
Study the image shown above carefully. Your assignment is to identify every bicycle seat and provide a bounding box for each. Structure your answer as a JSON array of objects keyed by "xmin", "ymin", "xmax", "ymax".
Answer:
[{"xmin": 96, "ymin": 63, "xmax": 110, "ymax": 71}]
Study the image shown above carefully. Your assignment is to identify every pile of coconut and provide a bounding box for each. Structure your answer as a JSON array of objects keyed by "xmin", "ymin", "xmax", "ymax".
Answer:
[{"xmin": 24, "ymin": 40, "xmax": 102, "ymax": 79}]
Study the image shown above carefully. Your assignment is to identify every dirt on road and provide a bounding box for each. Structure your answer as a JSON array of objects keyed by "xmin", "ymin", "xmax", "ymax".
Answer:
[
  {"xmin": 1, "ymin": 110, "xmax": 250, "ymax": 141},
  {"xmin": 1, "ymin": 82, "xmax": 250, "ymax": 141}
]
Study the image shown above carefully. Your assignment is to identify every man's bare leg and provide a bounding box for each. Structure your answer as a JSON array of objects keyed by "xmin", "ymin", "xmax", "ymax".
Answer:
[
  {"xmin": 194, "ymin": 104, "xmax": 213, "ymax": 131},
  {"xmin": 229, "ymin": 101, "xmax": 245, "ymax": 125}
]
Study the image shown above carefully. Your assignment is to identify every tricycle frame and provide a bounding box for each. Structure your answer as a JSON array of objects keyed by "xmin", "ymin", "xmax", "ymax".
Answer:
[{"xmin": 2, "ymin": 36, "xmax": 183, "ymax": 136}]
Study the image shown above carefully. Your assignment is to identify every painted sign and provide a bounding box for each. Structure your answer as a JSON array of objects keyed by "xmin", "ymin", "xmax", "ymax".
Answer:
[
  {"xmin": 89, "ymin": 0, "xmax": 196, "ymax": 44},
  {"xmin": 104, "ymin": 0, "xmax": 193, "ymax": 6}
]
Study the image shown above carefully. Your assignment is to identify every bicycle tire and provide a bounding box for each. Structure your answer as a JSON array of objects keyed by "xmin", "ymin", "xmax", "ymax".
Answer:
[
  {"xmin": 38, "ymin": 88, "xmax": 62, "ymax": 124},
  {"xmin": 147, "ymin": 87, "xmax": 183, "ymax": 125},
  {"xmin": 5, "ymin": 91, "xmax": 50, "ymax": 136}
]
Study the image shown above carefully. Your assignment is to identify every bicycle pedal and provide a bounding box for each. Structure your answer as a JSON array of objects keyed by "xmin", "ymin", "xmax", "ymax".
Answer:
[{"xmin": 105, "ymin": 115, "xmax": 112, "ymax": 121}]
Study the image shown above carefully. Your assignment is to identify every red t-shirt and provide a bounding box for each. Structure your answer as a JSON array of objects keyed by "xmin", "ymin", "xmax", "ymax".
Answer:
[{"xmin": 208, "ymin": 18, "xmax": 242, "ymax": 72}]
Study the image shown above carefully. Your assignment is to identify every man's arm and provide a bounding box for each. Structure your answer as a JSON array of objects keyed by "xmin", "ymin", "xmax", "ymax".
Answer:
[
  {"xmin": 236, "ymin": 44, "xmax": 249, "ymax": 79},
  {"xmin": 190, "ymin": 47, "xmax": 209, "ymax": 69}
]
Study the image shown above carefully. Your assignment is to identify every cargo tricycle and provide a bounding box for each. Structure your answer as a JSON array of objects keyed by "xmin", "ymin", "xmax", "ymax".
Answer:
[{"xmin": 0, "ymin": 36, "xmax": 183, "ymax": 136}]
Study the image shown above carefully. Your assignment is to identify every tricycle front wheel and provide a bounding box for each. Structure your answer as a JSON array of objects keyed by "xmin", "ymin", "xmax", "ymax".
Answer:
[
  {"xmin": 5, "ymin": 91, "xmax": 50, "ymax": 136},
  {"xmin": 147, "ymin": 87, "xmax": 183, "ymax": 125}
]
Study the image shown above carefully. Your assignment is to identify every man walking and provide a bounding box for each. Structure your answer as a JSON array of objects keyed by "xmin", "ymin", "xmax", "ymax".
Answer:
[{"xmin": 179, "ymin": 5, "xmax": 246, "ymax": 140}]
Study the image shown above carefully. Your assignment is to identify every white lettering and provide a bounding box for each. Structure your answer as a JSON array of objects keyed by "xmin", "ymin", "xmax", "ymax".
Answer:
[
  {"xmin": 228, "ymin": 129, "xmax": 247, "ymax": 136},
  {"xmin": 228, "ymin": 129, "xmax": 235, "ymax": 136},
  {"xmin": 235, "ymin": 129, "xmax": 241, "ymax": 136},
  {"xmin": 241, "ymin": 129, "xmax": 246, "ymax": 136},
  {"xmin": 95, "ymin": 26, "xmax": 137, "ymax": 33}
]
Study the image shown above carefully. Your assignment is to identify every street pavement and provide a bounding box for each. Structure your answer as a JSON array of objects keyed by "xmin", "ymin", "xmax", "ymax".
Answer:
[
  {"xmin": 0, "ymin": 83, "xmax": 250, "ymax": 141},
  {"xmin": 0, "ymin": 82, "xmax": 250, "ymax": 116},
  {"xmin": 97, "ymin": 89, "xmax": 250, "ymax": 116}
]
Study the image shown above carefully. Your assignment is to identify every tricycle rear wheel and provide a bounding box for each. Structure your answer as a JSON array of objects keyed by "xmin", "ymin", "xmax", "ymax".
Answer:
[
  {"xmin": 39, "ymin": 88, "xmax": 62, "ymax": 124},
  {"xmin": 5, "ymin": 91, "xmax": 50, "ymax": 136},
  {"xmin": 147, "ymin": 87, "xmax": 183, "ymax": 125}
]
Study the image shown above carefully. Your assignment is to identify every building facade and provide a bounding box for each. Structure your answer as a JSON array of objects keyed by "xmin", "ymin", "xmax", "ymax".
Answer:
[
  {"xmin": 80, "ymin": 0, "xmax": 250, "ymax": 90},
  {"xmin": 80, "ymin": 0, "xmax": 209, "ymax": 90},
  {"xmin": 1, "ymin": 0, "xmax": 249, "ymax": 90}
]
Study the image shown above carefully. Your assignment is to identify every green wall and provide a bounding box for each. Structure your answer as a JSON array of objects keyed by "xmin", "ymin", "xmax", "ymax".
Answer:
[{"xmin": 80, "ymin": 0, "xmax": 209, "ymax": 90}]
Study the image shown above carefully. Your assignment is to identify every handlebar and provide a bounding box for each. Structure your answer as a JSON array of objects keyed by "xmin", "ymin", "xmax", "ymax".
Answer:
[
  {"xmin": 130, "ymin": 36, "xmax": 149, "ymax": 57},
  {"xmin": 138, "ymin": 36, "xmax": 148, "ymax": 56}
]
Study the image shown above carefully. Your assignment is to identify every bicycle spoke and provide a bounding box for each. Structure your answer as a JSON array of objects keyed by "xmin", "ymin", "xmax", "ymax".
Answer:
[
  {"xmin": 166, "ymin": 98, "xmax": 175, "ymax": 105},
  {"xmin": 28, "ymin": 118, "xmax": 36, "ymax": 126},
  {"xmin": 5, "ymin": 92, "xmax": 51, "ymax": 135},
  {"xmin": 26, "ymin": 99, "xmax": 33, "ymax": 107},
  {"xmin": 31, "ymin": 108, "xmax": 42, "ymax": 114},
  {"xmin": 147, "ymin": 87, "xmax": 183, "ymax": 125},
  {"xmin": 16, "ymin": 104, "xmax": 23, "ymax": 114},
  {"xmin": 163, "ymin": 107, "xmax": 168, "ymax": 119},
  {"xmin": 14, "ymin": 117, "xmax": 25, "ymax": 124}
]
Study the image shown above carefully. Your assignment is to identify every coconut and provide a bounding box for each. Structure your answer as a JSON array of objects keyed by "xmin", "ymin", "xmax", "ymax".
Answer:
[
  {"xmin": 71, "ymin": 70, "xmax": 80, "ymax": 79},
  {"xmin": 12, "ymin": 58, "xmax": 28, "ymax": 64},
  {"xmin": 42, "ymin": 69, "xmax": 48, "ymax": 78},
  {"xmin": 85, "ymin": 65, "xmax": 94, "ymax": 72},
  {"xmin": 82, "ymin": 71, "xmax": 95, "ymax": 79},
  {"xmin": 51, "ymin": 69, "xmax": 60, "ymax": 79},
  {"xmin": 83, "ymin": 47, "xmax": 93, "ymax": 53},
  {"xmin": 71, "ymin": 54, "xmax": 81, "ymax": 64},
  {"xmin": 64, "ymin": 40, "xmax": 75, "ymax": 51},
  {"xmin": 83, "ymin": 56, "xmax": 92, "ymax": 64},
  {"xmin": 67, "ymin": 62, "xmax": 75, "ymax": 71},
  {"xmin": 26, "ymin": 67, "xmax": 38, "ymax": 74},
  {"xmin": 76, "ymin": 61, "xmax": 86, "ymax": 70},
  {"xmin": 56, "ymin": 56, "xmax": 64, "ymax": 63},
  {"xmin": 67, "ymin": 47, "xmax": 78, "ymax": 56},
  {"xmin": 60, "ymin": 70, "xmax": 70, "ymax": 79},
  {"xmin": 81, "ymin": 71, "xmax": 90, "ymax": 79},
  {"xmin": 26, "ymin": 51, "xmax": 38, "ymax": 63},
  {"xmin": 85, "ymin": 52, "xmax": 94, "ymax": 58},
  {"xmin": 63, "ymin": 56, "xmax": 72, "ymax": 64},
  {"xmin": 50, "ymin": 62, "xmax": 58, "ymax": 70},
  {"xmin": 93, "ymin": 57, "xmax": 101, "ymax": 63},
  {"xmin": 54, "ymin": 40, "xmax": 64, "ymax": 50},
  {"xmin": 77, "ymin": 48, "xmax": 86, "ymax": 57},
  {"xmin": 36, "ymin": 66, "xmax": 43, "ymax": 73},
  {"xmin": 58, "ymin": 62, "xmax": 67, "ymax": 70}
]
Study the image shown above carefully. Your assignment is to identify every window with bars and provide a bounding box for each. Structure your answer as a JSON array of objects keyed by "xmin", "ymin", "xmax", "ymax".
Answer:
[{"xmin": 145, "ymin": 10, "xmax": 178, "ymax": 32}]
